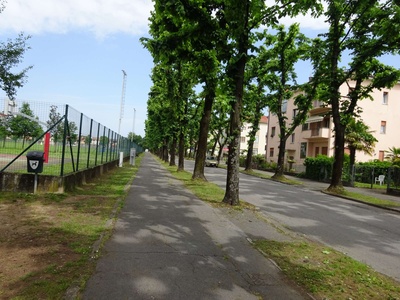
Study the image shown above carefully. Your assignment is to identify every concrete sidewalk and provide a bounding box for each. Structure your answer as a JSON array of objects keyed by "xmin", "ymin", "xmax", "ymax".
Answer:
[{"xmin": 83, "ymin": 153, "xmax": 309, "ymax": 300}]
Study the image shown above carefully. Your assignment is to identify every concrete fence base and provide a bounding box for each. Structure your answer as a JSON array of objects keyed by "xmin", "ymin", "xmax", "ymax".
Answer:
[{"xmin": 0, "ymin": 160, "xmax": 120, "ymax": 193}]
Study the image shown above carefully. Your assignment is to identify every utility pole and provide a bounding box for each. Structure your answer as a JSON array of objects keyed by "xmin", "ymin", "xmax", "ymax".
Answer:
[
  {"xmin": 132, "ymin": 108, "xmax": 136, "ymax": 136},
  {"xmin": 118, "ymin": 70, "xmax": 127, "ymax": 136}
]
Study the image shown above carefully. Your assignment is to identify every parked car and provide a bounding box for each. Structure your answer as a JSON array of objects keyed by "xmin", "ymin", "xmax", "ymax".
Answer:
[{"xmin": 205, "ymin": 156, "xmax": 218, "ymax": 167}]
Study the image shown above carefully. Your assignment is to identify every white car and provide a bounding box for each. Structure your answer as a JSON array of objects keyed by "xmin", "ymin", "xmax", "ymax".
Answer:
[{"xmin": 205, "ymin": 156, "xmax": 218, "ymax": 167}]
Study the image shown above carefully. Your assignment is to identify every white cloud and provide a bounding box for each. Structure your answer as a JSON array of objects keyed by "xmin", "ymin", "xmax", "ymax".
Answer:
[
  {"xmin": 0, "ymin": 0, "xmax": 153, "ymax": 37},
  {"xmin": 279, "ymin": 13, "xmax": 329, "ymax": 31},
  {"xmin": 263, "ymin": 0, "xmax": 329, "ymax": 31},
  {"xmin": 0, "ymin": 0, "xmax": 330, "ymax": 38}
]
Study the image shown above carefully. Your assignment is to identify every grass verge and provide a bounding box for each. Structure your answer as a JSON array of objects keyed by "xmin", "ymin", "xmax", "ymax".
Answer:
[
  {"xmin": 341, "ymin": 191, "xmax": 400, "ymax": 208},
  {"xmin": 159, "ymin": 158, "xmax": 400, "ymax": 300},
  {"xmin": 253, "ymin": 240, "xmax": 400, "ymax": 300},
  {"xmin": 0, "ymin": 155, "xmax": 142, "ymax": 300},
  {"xmin": 161, "ymin": 161, "xmax": 256, "ymax": 210}
]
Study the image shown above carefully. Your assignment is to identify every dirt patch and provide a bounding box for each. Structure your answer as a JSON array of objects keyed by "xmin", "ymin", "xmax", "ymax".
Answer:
[{"xmin": 0, "ymin": 195, "xmax": 114, "ymax": 299}]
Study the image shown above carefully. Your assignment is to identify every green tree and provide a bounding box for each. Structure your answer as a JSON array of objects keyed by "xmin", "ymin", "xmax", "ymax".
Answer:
[
  {"xmin": 242, "ymin": 47, "xmax": 269, "ymax": 172},
  {"xmin": 142, "ymin": 0, "xmax": 221, "ymax": 177},
  {"xmin": 127, "ymin": 132, "xmax": 144, "ymax": 147},
  {"xmin": 67, "ymin": 121, "xmax": 78, "ymax": 144},
  {"xmin": 0, "ymin": 31, "xmax": 32, "ymax": 99},
  {"xmin": 0, "ymin": 114, "xmax": 10, "ymax": 147},
  {"xmin": 84, "ymin": 135, "xmax": 92, "ymax": 146},
  {"xmin": 385, "ymin": 146, "xmax": 400, "ymax": 166},
  {"xmin": 259, "ymin": 24, "xmax": 321, "ymax": 179},
  {"xmin": 8, "ymin": 102, "xmax": 43, "ymax": 148},
  {"xmin": 221, "ymin": 0, "xmax": 321, "ymax": 205},
  {"xmin": 99, "ymin": 136, "xmax": 109, "ymax": 146},
  {"xmin": 314, "ymin": 0, "xmax": 400, "ymax": 192},
  {"xmin": 46, "ymin": 105, "xmax": 64, "ymax": 144},
  {"xmin": 208, "ymin": 89, "xmax": 231, "ymax": 164},
  {"xmin": 345, "ymin": 118, "xmax": 377, "ymax": 168},
  {"xmin": 145, "ymin": 64, "xmax": 176, "ymax": 161}
]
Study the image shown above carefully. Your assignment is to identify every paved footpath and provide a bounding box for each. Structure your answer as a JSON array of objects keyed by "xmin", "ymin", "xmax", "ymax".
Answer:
[{"xmin": 83, "ymin": 153, "xmax": 309, "ymax": 300}]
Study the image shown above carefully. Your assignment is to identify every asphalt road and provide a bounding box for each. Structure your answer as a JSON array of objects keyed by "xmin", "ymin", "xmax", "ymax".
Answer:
[{"xmin": 185, "ymin": 160, "xmax": 400, "ymax": 281}]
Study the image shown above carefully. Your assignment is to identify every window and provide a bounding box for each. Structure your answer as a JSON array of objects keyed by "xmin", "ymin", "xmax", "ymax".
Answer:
[
  {"xmin": 380, "ymin": 121, "xmax": 386, "ymax": 134},
  {"xmin": 293, "ymin": 109, "xmax": 297, "ymax": 119},
  {"xmin": 271, "ymin": 126, "xmax": 276, "ymax": 137},
  {"xmin": 379, "ymin": 150, "xmax": 385, "ymax": 161},
  {"xmin": 300, "ymin": 142, "xmax": 307, "ymax": 159},
  {"xmin": 240, "ymin": 136, "xmax": 246, "ymax": 143},
  {"xmin": 291, "ymin": 133, "xmax": 295, "ymax": 143},
  {"xmin": 323, "ymin": 118, "xmax": 330, "ymax": 128},
  {"xmin": 313, "ymin": 100, "xmax": 323, "ymax": 108},
  {"xmin": 281, "ymin": 100, "xmax": 287, "ymax": 113},
  {"xmin": 269, "ymin": 148, "xmax": 274, "ymax": 157},
  {"xmin": 383, "ymin": 92, "xmax": 388, "ymax": 105},
  {"xmin": 302, "ymin": 123, "xmax": 309, "ymax": 131}
]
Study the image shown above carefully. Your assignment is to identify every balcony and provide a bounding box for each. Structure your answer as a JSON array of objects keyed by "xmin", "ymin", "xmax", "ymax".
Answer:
[
  {"xmin": 304, "ymin": 127, "xmax": 330, "ymax": 140},
  {"xmin": 309, "ymin": 100, "xmax": 331, "ymax": 115}
]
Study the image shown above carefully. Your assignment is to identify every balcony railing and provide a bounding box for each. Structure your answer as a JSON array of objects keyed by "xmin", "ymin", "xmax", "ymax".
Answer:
[{"xmin": 304, "ymin": 127, "xmax": 330, "ymax": 139}]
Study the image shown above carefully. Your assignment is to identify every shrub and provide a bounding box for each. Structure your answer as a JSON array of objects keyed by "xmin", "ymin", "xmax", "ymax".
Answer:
[
  {"xmin": 304, "ymin": 155, "xmax": 334, "ymax": 181},
  {"xmin": 355, "ymin": 160, "xmax": 392, "ymax": 184}
]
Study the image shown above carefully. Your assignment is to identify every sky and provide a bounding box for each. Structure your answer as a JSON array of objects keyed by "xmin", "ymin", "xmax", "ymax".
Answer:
[{"xmin": 0, "ymin": 1, "xmax": 399, "ymax": 137}]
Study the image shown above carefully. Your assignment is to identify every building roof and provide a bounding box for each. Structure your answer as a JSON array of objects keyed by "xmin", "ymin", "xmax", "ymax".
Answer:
[{"xmin": 260, "ymin": 116, "xmax": 268, "ymax": 124}]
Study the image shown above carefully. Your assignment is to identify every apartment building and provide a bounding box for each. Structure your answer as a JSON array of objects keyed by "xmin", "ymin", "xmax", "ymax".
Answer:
[
  {"xmin": 266, "ymin": 80, "xmax": 400, "ymax": 169},
  {"xmin": 240, "ymin": 115, "xmax": 268, "ymax": 155}
]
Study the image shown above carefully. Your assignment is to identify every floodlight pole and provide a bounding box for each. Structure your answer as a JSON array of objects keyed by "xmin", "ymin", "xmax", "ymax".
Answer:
[
  {"xmin": 132, "ymin": 108, "xmax": 136, "ymax": 136},
  {"xmin": 118, "ymin": 70, "xmax": 127, "ymax": 136}
]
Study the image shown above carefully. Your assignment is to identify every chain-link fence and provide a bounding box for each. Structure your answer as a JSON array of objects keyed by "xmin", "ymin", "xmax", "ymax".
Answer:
[{"xmin": 0, "ymin": 98, "xmax": 141, "ymax": 176}]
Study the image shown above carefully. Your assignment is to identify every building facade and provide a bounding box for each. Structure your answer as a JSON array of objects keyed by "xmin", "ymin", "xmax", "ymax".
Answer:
[
  {"xmin": 266, "ymin": 80, "xmax": 400, "ymax": 170},
  {"xmin": 240, "ymin": 116, "xmax": 268, "ymax": 155}
]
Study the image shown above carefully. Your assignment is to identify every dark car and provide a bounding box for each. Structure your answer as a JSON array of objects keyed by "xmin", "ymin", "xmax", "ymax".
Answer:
[{"xmin": 205, "ymin": 156, "xmax": 218, "ymax": 167}]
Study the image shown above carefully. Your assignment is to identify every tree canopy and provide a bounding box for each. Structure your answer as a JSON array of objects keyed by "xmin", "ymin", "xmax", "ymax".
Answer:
[
  {"xmin": 142, "ymin": 0, "xmax": 400, "ymax": 203},
  {"xmin": 0, "ymin": 33, "xmax": 32, "ymax": 99}
]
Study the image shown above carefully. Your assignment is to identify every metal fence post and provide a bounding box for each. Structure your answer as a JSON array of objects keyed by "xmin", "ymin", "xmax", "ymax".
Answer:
[
  {"xmin": 87, "ymin": 119, "xmax": 93, "ymax": 169},
  {"xmin": 60, "ymin": 105, "xmax": 69, "ymax": 177},
  {"xmin": 76, "ymin": 113, "xmax": 83, "ymax": 171}
]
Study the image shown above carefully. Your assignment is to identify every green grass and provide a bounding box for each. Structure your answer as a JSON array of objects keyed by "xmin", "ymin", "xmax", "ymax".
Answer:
[
  {"xmin": 354, "ymin": 182, "xmax": 387, "ymax": 189},
  {"xmin": 342, "ymin": 191, "xmax": 400, "ymax": 208},
  {"xmin": 0, "ymin": 140, "xmax": 129, "ymax": 176},
  {"xmin": 0, "ymin": 155, "xmax": 143, "ymax": 300},
  {"xmin": 253, "ymin": 240, "xmax": 400, "ymax": 300},
  {"xmin": 163, "ymin": 163, "xmax": 226, "ymax": 204},
  {"xmin": 244, "ymin": 169, "xmax": 303, "ymax": 185}
]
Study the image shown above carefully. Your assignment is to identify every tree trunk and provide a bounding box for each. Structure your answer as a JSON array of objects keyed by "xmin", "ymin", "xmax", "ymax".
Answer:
[
  {"xmin": 245, "ymin": 142, "xmax": 254, "ymax": 171},
  {"xmin": 211, "ymin": 133, "xmax": 219, "ymax": 157},
  {"xmin": 244, "ymin": 101, "xmax": 263, "ymax": 171},
  {"xmin": 223, "ymin": 101, "xmax": 241, "ymax": 205},
  {"xmin": 223, "ymin": 24, "xmax": 248, "ymax": 205},
  {"xmin": 163, "ymin": 138, "xmax": 169, "ymax": 162},
  {"xmin": 217, "ymin": 138, "xmax": 225, "ymax": 165},
  {"xmin": 327, "ymin": 7, "xmax": 344, "ymax": 192},
  {"xmin": 329, "ymin": 124, "xmax": 345, "ymax": 190},
  {"xmin": 273, "ymin": 137, "xmax": 287, "ymax": 179},
  {"xmin": 178, "ymin": 129, "xmax": 185, "ymax": 171},
  {"xmin": 192, "ymin": 80, "xmax": 216, "ymax": 180},
  {"xmin": 349, "ymin": 147, "xmax": 356, "ymax": 168},
  {"xmin": 169, "ymin": 135, "xmax": 177, "ymax": 166}
]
